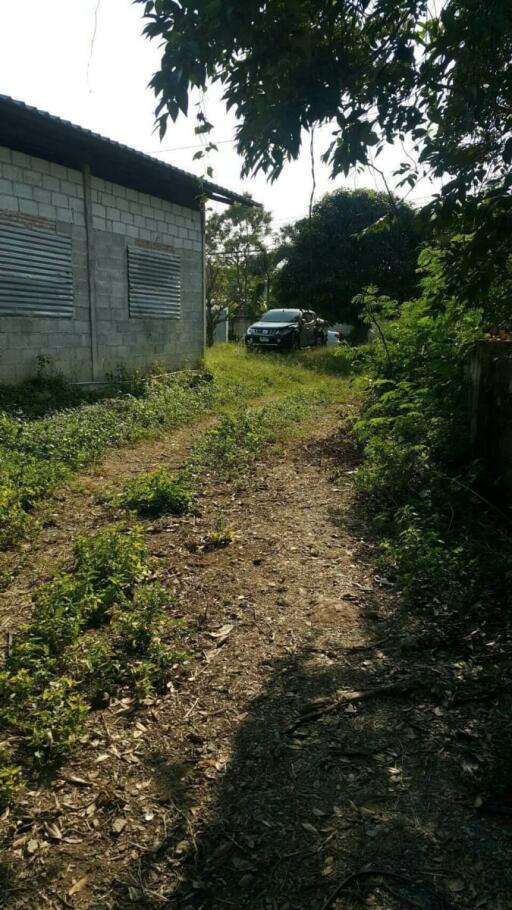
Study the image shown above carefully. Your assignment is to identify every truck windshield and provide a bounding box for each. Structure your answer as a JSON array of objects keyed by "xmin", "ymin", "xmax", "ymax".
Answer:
[{"xmin": 259, "ymin": 310, "xmax": 301, "ymax": 323}]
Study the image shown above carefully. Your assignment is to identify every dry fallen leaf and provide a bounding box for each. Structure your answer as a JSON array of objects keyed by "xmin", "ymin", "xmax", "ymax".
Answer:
[
  {"xmin": 68, "ymin": 875, "xmax": 89, "ymax": 896},
  {"xmin": 301, "ymin": 821, "xmax": 318, "ymax": 834},
  {"xmin": 112, "ymin": 817, "xmax": 127, "ymax": 835},
  {"xmin": 208, "ymin": 624, "xmax": 234, "ymax": 644},
  {"xmin": 44, "ymin": 822, "xmax": 62, "ymax": 841},
  {"xmin": 13, "ymin": 835, "xmax": 27, "ymax": 849},
  {"xmin": 26, "ymin": 839, "xmax": 39, "ymax": 855}
]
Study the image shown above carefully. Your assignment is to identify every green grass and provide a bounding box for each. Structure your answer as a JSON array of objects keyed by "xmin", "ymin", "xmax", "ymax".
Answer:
[
  {"xmin": 0, "ymin": 524, "xmax": 183, "ymax": 787},
  {"xmin": 206, "ymin": 343, "xmax": 351, "ymax": 398},
  {"xmin": 0, "ymin": 345, "xmax": 350, "ymax": 550},
  {"xmin": 190, "ymin": 389, "xmax": 336, "ymax": 479}
]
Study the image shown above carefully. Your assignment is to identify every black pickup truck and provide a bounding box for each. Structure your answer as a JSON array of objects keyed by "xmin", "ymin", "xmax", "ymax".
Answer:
[{"xmin": 245, "ymin": 308, "xmax": 328, "ymax": 351}]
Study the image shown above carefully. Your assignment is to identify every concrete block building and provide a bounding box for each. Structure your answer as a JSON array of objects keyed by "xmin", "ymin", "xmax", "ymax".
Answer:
[{"xmin": 0, "ymin": 95, "xmax": 249, "ymax": 383}]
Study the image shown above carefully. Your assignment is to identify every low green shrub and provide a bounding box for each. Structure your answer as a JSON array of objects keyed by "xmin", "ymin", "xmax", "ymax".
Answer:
[
  {"xmin": 129, "ymin": 642, "xmax": 173, "ymax": 700},
  {"xmin": 0, "ymin": 484, "xmax": 32, "ymax": 549},
  {"xmin": 73, "ymin": 523, "xmax": 149, "ymax": 617},
  {"xmin": 0, "ymin": 669, "xmax": 36, "ymax": 729},
  {"xmin": 0, "ymin": 752, "xmax": 22, "ymax": 811},
  {"xmin": 0, "ymin": 524, "xmax": 184, "ymax": 790},
  {"xmin": 25, "ymin": 678, "xmax": 88, "ymax": 763},
  {"xmin": 204, "ymin": 527, "xmax": 235, "ymax": 549},
  {"xmin": 0, "ymin": 360, "xmax": 94, "ymax": 419},
  {"xmin": 193, "ymin": 409, "xmax": 268, "ymax": 476},
  {"xmin": 30, "ymin": 574, "xmax": 99, "ymax": 655},
  {"xmin": 68, "ymin": 638, "xmax": 124, "ymax": 707},
  {"xmin": 191, "ymin": 391, "xmax": 330, "ymax": 479},
  {"xmin": 112, "ymin": 583, "xmax": 168, "ymax": 654},
  {"xmin": 115, "ymin": 468, "xmax": 193, "ymax": 518},
  {"xmin": 0, "ymin": 661, "xmax": 88, "ymax": 764}
]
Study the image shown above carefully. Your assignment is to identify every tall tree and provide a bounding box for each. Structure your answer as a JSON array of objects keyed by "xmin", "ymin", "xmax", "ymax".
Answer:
[
  {"xmin": 275, "ymin": 189, "xmax": 419, "ymax": 331},
  {"xmin": 205, "ymin": 203, "xmax": 274, "ymax": 345},
  {"xmin": 137, "ymin": 0, "xmax": 512, "ymax": 292}
]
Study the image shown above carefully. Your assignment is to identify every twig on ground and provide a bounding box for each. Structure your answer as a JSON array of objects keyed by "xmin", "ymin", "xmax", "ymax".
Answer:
[
  {"xmin": 322, "ymin": 868, "xmax": 442, "ymax": 910},
  {"xmin": 287, "ymin": 679, "xmax": 420, "ymax": 734},
  {"xmin": 342, "ymin": 637, "xmax": 389, "ymax": 652},
  {"xmin": 184, "ymin": 697, "xmax": 200, "ymax": 720}
]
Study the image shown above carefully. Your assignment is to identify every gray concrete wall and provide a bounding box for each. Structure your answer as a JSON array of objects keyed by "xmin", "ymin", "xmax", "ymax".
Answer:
[{"xmin": 0, "ymin": 146, "xmax": 204, "ymax": 382}]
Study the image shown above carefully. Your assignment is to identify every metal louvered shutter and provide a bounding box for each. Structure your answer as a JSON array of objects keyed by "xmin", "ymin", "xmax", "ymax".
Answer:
[
  {"xmin": 0, "ymin": 221, "xmax": 73, "ymax": 317},
  {"xmin": 128, "ymin": 246, "xmax": 181, "ymax": 319}
]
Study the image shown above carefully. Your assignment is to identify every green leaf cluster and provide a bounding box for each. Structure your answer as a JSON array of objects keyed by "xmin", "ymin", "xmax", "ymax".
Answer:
[
  {"xmin": 114, "ymin": 467, "xmax": 193, "ymax": 518},
  {"xmin": 353, "ymin": 247, "xmax": 512, "ymax": 617}
]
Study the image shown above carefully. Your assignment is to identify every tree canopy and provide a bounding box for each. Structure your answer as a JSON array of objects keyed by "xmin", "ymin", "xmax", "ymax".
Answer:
[
  {"xmin": 138, "ymin": 1, "xmax": 511, "ymax": 205},
  {"xmin": 274, "ymin": 189, "xmax": 419, "ymax": 329},
  {"xmin": 138, "ymin": 0, "xmax": 512, "ymax": 318}
]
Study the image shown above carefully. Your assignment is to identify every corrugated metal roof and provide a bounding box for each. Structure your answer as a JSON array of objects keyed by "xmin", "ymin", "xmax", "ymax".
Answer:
[{"xmin": 0, "ymin": 94, "xmax": 259, "ymax": 211}]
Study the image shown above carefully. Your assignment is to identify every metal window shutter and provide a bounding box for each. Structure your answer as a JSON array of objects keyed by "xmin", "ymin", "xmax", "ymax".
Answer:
[
  {"xmin": 0, "ymin": 221, "xmax": 74, "ymax": 317},
  {"xmin": 128, "ymin": 246, "xmax": 181, "ymax": 319}
]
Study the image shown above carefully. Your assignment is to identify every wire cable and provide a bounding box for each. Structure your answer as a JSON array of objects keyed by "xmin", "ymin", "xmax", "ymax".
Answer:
[{"xmin": 87, "ymin": 0, "xmax": 103, "ymax": 91}]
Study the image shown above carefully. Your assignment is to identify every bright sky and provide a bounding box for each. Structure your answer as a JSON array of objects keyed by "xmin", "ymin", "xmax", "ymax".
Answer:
[{"xmin": 0, "ymin": 0, "xmax": 437, "ymax": 230}]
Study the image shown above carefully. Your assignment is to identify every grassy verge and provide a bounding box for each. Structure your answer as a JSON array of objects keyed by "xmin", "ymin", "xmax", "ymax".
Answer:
[
  {"xmin": 0, "ymin": 345, "xmax": 348, "ymax": 551},
  {"xmin": 0, "ymin": 349, "xmax": 351, "ymax": 807}
]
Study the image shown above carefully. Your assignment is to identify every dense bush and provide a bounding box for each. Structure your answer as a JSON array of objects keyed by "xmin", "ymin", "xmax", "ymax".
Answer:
[{"xmin": 353, "ymin": 248, "xmax": 512, "ymax": 619}]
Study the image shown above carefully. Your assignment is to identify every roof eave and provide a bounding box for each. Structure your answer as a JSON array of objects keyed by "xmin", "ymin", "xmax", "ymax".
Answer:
[{"xmin": 0, "ymin": 95, "xmax": 260, "ymax": 210}]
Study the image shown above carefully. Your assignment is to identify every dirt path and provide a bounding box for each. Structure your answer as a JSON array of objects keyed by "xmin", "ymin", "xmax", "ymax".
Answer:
[{"xmin": 3, "ymin": 412, "xmax": 511, "ymax": 910}]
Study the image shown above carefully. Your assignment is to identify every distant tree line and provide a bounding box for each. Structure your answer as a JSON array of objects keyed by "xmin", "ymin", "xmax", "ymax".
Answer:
[{"xmin": 207, "ymin": 189, "xmax": 421, "ymax": 343}]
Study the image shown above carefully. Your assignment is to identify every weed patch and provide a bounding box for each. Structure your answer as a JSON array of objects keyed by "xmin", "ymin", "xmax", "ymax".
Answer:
[
  {"xmin": 0, "ymin": 374, "xmax": 214, "ymax": 550},
  {"xmin": 0, "ymin": 750, "xmax": 21, "ymax": 810},
  {"xmin": 191, "ymin": 389, "xmax": 339, "ymax": 479},
  {"xmin": 0, "ymin": 525, "xmax": 184, "ymax": 792},
  {"xmin": 115, "ymin": 468, "xmax": 193, "ymax": 518}
]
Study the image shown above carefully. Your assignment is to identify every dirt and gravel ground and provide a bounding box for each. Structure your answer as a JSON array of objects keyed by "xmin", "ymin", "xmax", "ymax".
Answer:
[{"xmin": 1, "ymin": 408, "xmax": 512, "ymax": 910}]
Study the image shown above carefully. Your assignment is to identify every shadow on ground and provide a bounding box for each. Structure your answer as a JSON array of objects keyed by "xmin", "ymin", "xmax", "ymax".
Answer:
[
  {"xmin": 109, "ymin": 616, "xmax": 512, "ymax": 910},
  {"xmin": 106, "ymin": 430, "xmax": 512, "ymax": 910}
]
